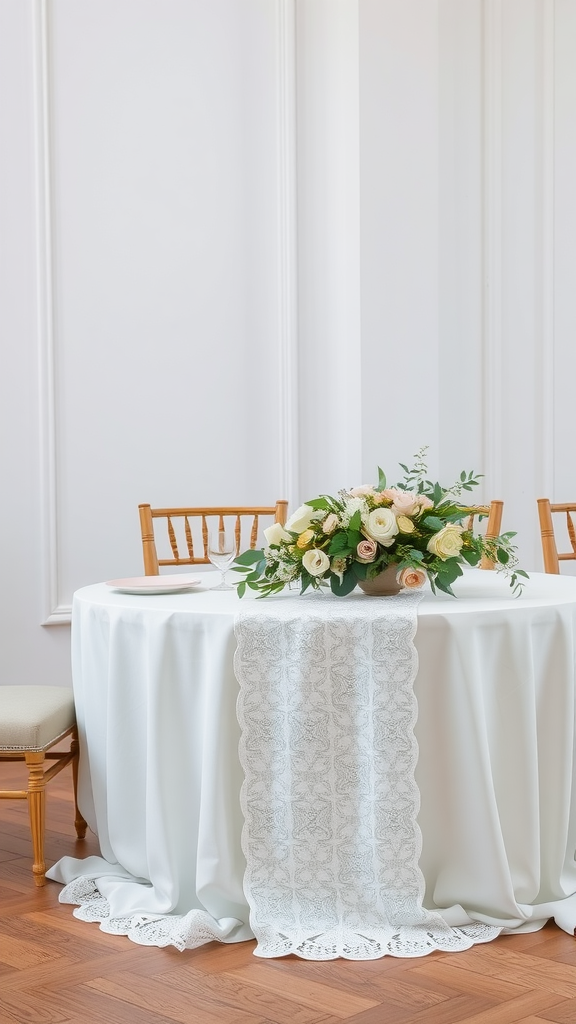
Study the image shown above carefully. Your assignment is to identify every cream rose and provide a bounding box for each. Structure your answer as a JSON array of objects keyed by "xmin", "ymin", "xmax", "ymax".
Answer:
[
  {"xmin": 396, "ymin": 515, "xmax": 415, "ymax": 534},
  {"xmin": 363, "ymin": 508, "xmax": 398, "ymax": 547},
  {"xmin": 356, "ymin": 538, "xmax": 377, "ymax": 563},
  {"xmin": 263, "ymin": 522, "xmax": 290, "ymax": 547},
  {"xmin": 323, "ymin": 512, "xmax": 339, "ymax": 534},
  {"xmin": 397, "ymin": 566, "xmax": 427, "ymax": 590},
  {"xmin": 285, "ymin": 504, "xmax": 318, "ymax": 534},
  {"xmin": 302, "ymin": 548, "xmax": 330, "ymax": 577},
  {"xmin": 427, "ymin": 523, "xmax": 464, "ymax": 560}
]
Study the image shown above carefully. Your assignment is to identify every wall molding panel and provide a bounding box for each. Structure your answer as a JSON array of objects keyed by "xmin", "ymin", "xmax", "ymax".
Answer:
[
  {"xmin": 296, "ymin": 0, "xmax": 362, "ymax": 499},
  {"xmin": 34, "ymin": 0, "xmax": 303, "ymax": 625},
  {"xmin": 537, "ymin": 0, "xmax": 555, "ymax": 501},
  {"xmin": 275, "ymin": 0, "xmax": 299, "ymax": 512},
  {"xmin": 481, "ymin": 0, "xmax": 504, "ymax": 501},
  {"xmin": 33, "ymin": 0, "xmax": 70, "ymax": 624}
]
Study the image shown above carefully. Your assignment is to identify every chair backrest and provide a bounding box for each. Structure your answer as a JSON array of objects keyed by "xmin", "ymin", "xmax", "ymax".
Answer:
[
  {"xmin": 460, "ymin": 500, "xmax": 504, "ymax": 570},
  {"xmin": 537, "ymin": 499, "xmax": 576, "ymax": 573},
  {"xmin": 138, "ymin": 501, "xmax": 289, "ymax": 575}
]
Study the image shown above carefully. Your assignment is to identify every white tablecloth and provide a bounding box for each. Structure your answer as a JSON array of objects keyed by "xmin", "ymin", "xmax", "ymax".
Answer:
[{"xmin": 48, "ymin": 569, "xmax": 576, "ymax": 955}]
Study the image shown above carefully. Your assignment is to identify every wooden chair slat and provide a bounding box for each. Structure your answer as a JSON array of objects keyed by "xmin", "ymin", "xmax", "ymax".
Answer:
[
  {"xmin": 136, "ymin": 503, "xmax": 290, "ymax": 575},
  {"xmin": 537, "ymin": 498, "xmax": 576, "ymax": 573},
  {"xmin": 184, "ymin": 517, "xmax": 194, "ymax": 559},
  {"xmin": 567, "ymin": 512, "xmax": 576, "ymax": 555},
  {"xmin": 167, "ymin": 516, "xmax": 179, "ymax": 559},
  {"xmin": 459, "ymin": 501, "xmax": 503, "ymax": 571}
]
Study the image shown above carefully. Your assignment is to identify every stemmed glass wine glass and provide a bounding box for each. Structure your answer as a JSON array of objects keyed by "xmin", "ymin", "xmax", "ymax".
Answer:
[{"xmin": 207, "ymin": 526, "xmax": 237, "ymax": 591}]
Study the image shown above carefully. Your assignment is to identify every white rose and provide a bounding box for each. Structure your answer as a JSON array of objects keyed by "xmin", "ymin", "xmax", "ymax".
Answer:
[
  {"xmin": 263, "ymin": 522, "xmax": 290, "ymax": 547},
  {"xmin": 427, "ymin": 523, "xmax": 464, "ymax": 560},
  {"xmin": 285, "ymin": 504, "xmax": 318, "ymax": 534},
  {"xmin": 363, "ymin": 508, "xmax": 399, "ymax": 548},
  {"xmin": 302, "ymin": 548, "xmax": 330, "ymax": 577}
]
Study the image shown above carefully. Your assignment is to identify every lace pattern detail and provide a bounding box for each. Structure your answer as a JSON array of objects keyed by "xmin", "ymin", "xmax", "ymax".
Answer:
[
  {"xmin": 57, "ymin": 877, "xmax": 244, "ymax": 952},
  {"xmin": 234, "ymin": 592, "xmax": 501, "ymax": 959}
]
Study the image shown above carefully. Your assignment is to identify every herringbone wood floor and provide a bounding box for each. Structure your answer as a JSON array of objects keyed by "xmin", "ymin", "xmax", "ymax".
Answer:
[{"xmin": 2, "ymin": 763, "xmax": 576, "ymax": 1023}]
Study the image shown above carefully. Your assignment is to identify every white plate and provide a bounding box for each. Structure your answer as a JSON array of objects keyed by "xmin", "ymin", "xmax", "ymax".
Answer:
[{"xmin": 106, "ymin": 575, "xmax": 202, "ymax": 595}]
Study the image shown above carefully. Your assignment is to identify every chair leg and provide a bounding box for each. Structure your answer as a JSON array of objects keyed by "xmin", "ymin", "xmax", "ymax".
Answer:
[
  {"xmin": 25, "ymin": 751, "xmax": 47, "ymax": 886},
  {"xmin": 71, "ymin": 729, "xmax": 87, "ymax": 839}
]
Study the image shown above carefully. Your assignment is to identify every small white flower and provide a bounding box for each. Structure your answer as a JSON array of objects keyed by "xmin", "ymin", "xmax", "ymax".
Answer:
[
  {"xmin": 340, "ymin": 497, "xmax": 367, "ymax": 527},
  {"xmin": 277, "ymin": 563, "xmax": 298, "ymax": 582}
]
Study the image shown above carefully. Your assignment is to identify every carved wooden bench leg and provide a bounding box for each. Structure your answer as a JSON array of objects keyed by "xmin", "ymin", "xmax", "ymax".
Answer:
[{"xmin": 25, "ymin": 750, "xmax": 47, "ymax": 886}]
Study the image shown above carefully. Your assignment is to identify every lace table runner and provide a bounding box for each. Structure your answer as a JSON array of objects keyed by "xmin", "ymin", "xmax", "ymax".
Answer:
[{"xmin": 234, "ymin": 591, "xmax": 500, "ymax": 959}]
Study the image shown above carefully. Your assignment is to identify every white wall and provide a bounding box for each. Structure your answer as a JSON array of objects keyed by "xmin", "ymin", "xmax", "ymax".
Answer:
[{"xmin": 2, "ymin": 0, "xmax": 576, "ymax": 687}]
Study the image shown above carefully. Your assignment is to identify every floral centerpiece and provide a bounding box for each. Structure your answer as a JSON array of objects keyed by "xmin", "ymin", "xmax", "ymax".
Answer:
[{"xmin": 233, "ymin": 449, "xmax": 527, "ymax": 599}]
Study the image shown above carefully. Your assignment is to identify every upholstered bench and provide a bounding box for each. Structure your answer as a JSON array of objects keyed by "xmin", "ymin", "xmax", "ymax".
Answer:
[{"xmin": 0, "ymin": 686, "xmax": 87, "ymax": 884}]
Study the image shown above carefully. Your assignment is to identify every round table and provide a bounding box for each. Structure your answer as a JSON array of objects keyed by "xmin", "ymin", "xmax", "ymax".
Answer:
[{"xmin": 47, "ymin": 568, "xmax": 576, "ymax": 956}]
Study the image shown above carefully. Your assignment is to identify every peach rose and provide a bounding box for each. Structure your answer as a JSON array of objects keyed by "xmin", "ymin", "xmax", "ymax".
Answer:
[
  {"xmin": 356, "ymin": 539, "xmax": 377, "ymax": 563},
  {"xmin": 323, "ymin": 512, "xmax": 339, "ymax": 534},
  {"xmin": 397, "ymin": 566, "xmax": 427, "ymax": 590},
  {"xmin": 388, "ymin": 489, "xmax": 421, "ymax": 516},
  {"xmin": 349, "ymin": 485, "xmax": 375, "ymax": 497},
  {"xmin": 417, "ymin": 495, "xmax": 434, "ymax": 510}
]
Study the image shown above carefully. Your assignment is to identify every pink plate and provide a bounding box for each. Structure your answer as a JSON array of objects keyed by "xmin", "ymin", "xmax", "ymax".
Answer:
[{"xmin": 106, "ymin": 575, "xmax": 202, "ymax": 595}]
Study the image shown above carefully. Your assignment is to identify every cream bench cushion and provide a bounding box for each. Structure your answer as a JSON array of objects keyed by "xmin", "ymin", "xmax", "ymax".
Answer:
[{"xmin": 0, "ymin": 686, "xmax": 76, "ymax": 752}]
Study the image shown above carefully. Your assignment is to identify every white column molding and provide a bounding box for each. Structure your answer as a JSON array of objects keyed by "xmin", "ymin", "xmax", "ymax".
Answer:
[
  {"xmin": 276, "ymin": 0, "xmax": 299, "ymax": 512},
  {"xmin": 481, "ymin": 0, "xmax": 503, "ymax": 499},
  {"xmin": 296, "ymin": 0, "xmax": 362, "ymax": 498},
  {"xmin": 537, "ymin": 0, "xmax": 555, "ymax": 499},
  {"xmin": 33, "ymin": 0, "xmax": 70, "ymax": 625}
]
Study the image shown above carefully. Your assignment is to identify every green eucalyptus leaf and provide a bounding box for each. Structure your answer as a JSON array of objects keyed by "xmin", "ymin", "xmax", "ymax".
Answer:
[
  {"xmin": 434, "ymin": 576, "xmax": 456, "ymax": 597},
  {"xmin": 461, "ymin": 549, "xmax": 479, "ymax": 566},
  {"xmin": 422, "ymin": 516, "xmax": 444, "ymax": 531},
  {"xmin": 234, "ymin": 548, "xmax": 264, "ymax": 567},
  {"xmin": 304, "ymin": 497, "xmax": 331, "ymax": 510}
]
